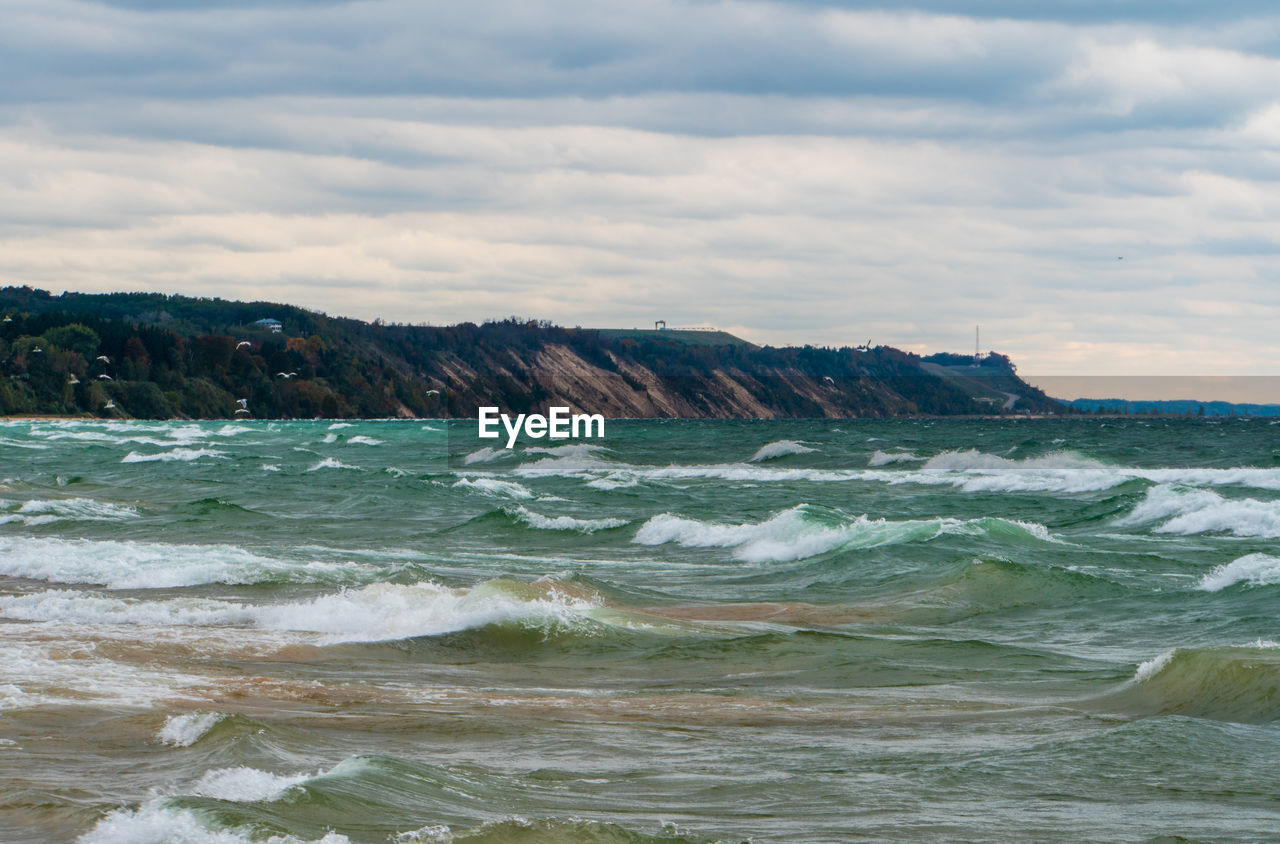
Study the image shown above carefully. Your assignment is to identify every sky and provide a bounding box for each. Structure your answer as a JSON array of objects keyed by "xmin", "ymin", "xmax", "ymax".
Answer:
[{"xmin": 3, "ymin": 0, "xmax": 1280, "ymax": 391}]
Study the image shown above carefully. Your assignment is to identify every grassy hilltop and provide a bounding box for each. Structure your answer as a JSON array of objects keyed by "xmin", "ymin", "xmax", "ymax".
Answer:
[{"xmin": 0, "ymin": 287, "xmax": 1061, "ymax": 419}]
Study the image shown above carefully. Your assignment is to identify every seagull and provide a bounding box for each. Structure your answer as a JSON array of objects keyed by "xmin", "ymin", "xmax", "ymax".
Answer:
[
  {"xmin": 67, "ymin": 375, "xmax": 79, "ymax": 385},
  {"xmin": 98, "ymin": 374, "xmax": 113, "ymax": 381},
  {"xmin": 822, "ymin": 376, "xmax": 835, "ymax": 385},
  {"xmin": 96, "ymin": 355, "xmax": 110, "ymax": 363},
  {"xmin": 275, "ymin": 371, "xmax": 297, "ymax": 379},
  {"xmin": 234, "ymin": 408, "xmax": 251, "ymax": 416},
  {"xmin": 1, "ymin": 316, "xmax": 10, "ymax": 322},
  {"xmin": 424, "ymin": 389, "xmax": 440, "ymax": 396},
  {"xmin": 236, "ymin": 341, "xmax": 251, "ymax": 349},
  {"xmin": 32, "ymin": 347, "xmax": 42, "ymax": 353},
  {"xmin": 235, "ymin": 398, "xmax": 248, "ymax": 408},
  {"xmin": 103, "ymin": 400, "xmax": 116, "ymax": 410}
]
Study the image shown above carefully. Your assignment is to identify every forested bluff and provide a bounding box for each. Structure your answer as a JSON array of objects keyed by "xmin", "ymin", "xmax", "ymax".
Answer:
[{"xmin": 0, "ymin": 287, "xmax": 1061, "ymax": 419}]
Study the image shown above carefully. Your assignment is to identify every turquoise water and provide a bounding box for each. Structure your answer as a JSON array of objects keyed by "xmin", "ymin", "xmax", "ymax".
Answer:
[{"xmin": 2, "ymin": 418, "xmax": 1280, "ymax": 842}]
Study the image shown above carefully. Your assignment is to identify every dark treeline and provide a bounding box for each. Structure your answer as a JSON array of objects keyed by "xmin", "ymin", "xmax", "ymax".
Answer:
[{"xmin": 0, "ymin": 287, "xmax": 1062, "ymax": 419}]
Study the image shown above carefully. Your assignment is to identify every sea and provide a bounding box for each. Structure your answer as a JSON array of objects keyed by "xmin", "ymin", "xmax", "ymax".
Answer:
[{"xmin": 2, "ymin": 417, "xmax": 1279, "ymax": 842}]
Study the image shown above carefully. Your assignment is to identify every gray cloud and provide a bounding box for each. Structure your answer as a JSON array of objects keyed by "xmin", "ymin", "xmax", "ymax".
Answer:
[{"xmin": 1, "ymin": 0, "xmax": 1279, "ymax": 378}]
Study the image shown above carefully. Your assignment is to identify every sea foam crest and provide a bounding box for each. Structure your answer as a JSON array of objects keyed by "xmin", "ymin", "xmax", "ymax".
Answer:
[
  {"xmin": 3, "ymin": 581, "xmax": 604, "ymax": 644},
  {"xmin": 748, "ymin": 440, "xmax": 816, "ymax": 462},
  {"xmin": 509, "ymin": 505, "xmax": 627, "ymax": 533},
  {"xmin": 2, "ymin": 498, "xmax": 139, "ymax": 527},
  {"xmin": 121, "ymin": 447, "xmax": 225, "ymax": 464},
  {"xmin": 0, "ymin": 536, "xmax": 367, "ymax": 589},
  {"xmin": 1197, "ymin": 554, "xmax": 1280, "ymax": 591},
  {"xmin": 1120, "ymin": 485, "xmax": 1280, "ymax": 538},
  {"xmin": 308, "ymin": 457, "xmax": 360, "ymax": 471},
  {"xmin": 187, "ymin": 766, "xmax": 311, "ymax": 802},
  {"xmin": 79, "ymin": 803, "xmax": 352, "ymax": 844},
  {"xmin": 452, "ymin": 477, "xmax": 535, "ymax": 500},
  {"xmin": 633, "ymin": 505, "xmax": 1053, "ymax": 563},
  {"xmin": 867, "ymin": 449, "xmax": 922, "ymax": 466},
  {"xmin": 159, "ymin": 712, "xmax": 226, "ymax": 747}
]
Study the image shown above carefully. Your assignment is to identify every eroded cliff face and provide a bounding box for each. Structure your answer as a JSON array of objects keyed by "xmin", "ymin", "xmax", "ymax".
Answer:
[{"xmin": 426, "ymin": 343, "xmax": 1057, "ymax": 419}]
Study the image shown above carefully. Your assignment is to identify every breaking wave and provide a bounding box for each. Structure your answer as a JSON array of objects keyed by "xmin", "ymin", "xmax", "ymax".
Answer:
[
  {"xmin": 158, "ymin": 712, "xmax": 227, "ymax": 747},
  {"xmin": 452, "ymin": 478, "xmax": 534, "ymax": 500},
  {"xmin": 748, "ymin": 440, "xmax": 816, "ymax": 462},
  {"xmin": 1119, "ymin": 485, "xmax": 1280, "ymax": 538},
  {"xmin": 121, "ymin": 447, "xmax": 225, "ymax": 464},
  {"xmin": 0, "ymin": 536, "xmax": 379, "ymax": 589},
  {"xmin": 632, "ymin": 505, "xmax": 1054, "ymax": 563},
  {"xmin": 1197, "ymin": 554, "xmax": 1280, "ymax": 591},
  {"xmin": 1109, "ymin": 642, "xmax": 1280, "ymax": 723},
  {"xmin": 508, "ymin": 505, "xmax": 628, "ymax": 533}
]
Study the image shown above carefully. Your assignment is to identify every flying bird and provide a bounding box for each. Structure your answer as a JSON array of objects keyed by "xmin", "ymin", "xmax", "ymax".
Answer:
[
  {"xmin": 275, "ymin": 371, "xmax": 297, "ymax": 379},
  {"xmin": 424, "ymin": 389, "xmax": 440, "ymax": 396},
  {"xmin": 96, "ymin": 355, "xmax": 110, "ymax": 363},
  {"xmin": 236, "ymin": 341, "xmax": 251, "ymax": 349},
  {"xmin": 32, "ymin": 347, "xmax": 42, "ymax": 353},
  {"xmin": 103, "ymin": 400, "xmax": 116, "ymax": 410},
  {"xmin": 98, "ymin": 374, "xmax": 113, "ymax": 381},
  {"xmin": 822, "ymin": 376, "xmax": 835, "ymax": 385},
  {"xmin": 234, "ymin": 408, "xmax": 251, "ymax": 416},
  {"xmin": 235, "ymin": 398, "xmax": 248, "ymax": 408},
  {"xmin": 67, "ymin": 375, "xmax": 79, "ymax": 385}
]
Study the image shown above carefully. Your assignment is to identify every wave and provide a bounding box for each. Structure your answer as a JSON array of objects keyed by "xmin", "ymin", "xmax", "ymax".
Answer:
[
  {"xmin": 452, "ymin": 478, "xmax": 534, "ymax": 500},
  {"xmin": 1108, "ymin": 642, "xmax": 1280, "ymax": 723},
  {"xmin": 347, "ymin": 435, "xmax": 383, "ymax": 445},
  {"xmin": 508, "ymin": 505, "xmax": 627, "ymax": 533},
  {"xmin": 1, "ymin": 579, "xmax": 609, "ymax": 644},
  {"xmin": 0, "ymin": 536, "xmax": 378, "ymax": 589},
  {"xmin": 308, "ymin": 457, "xmax": 360, "ymax": 471},
  {"xmin": 523, "ymin": 443, "xmax": 610, "ymax": 458},
  {"xmin": 867, "ymin": 449, "xmax": 922, "ymax": 466},
  {"xmin": 0, "ymin": 497, "xmax": 139, "ymax": 527},
  {"xmin": 1197, "ymin": 554, "xmax": 1280, "ymax": 591},
  {"xmin": 121, "ymin": 447, "xmax": 225, "ymax": 463},
  {"xmin": 158, "ymin": 712, "xmax": 228, "ymax": 747},
  {"xmin": 462, "ymin": 446, "xmax": 506, "ymax": 465},
  {"xmin": 80, "ymin": 804, "xmax": 351, "ymax": 843},
  {"xmin": 632, "ymin": 505, "xmax": 1054, "ymax": 563},
  {"xmin": 187, "ymin": 765, "xmax": 313, "ymax": 802},
  {"xmin": 748, "ymin": 440, "xmax": 815, "ymax": 462},
  {"xmin": 1119, "ymin": 485, "xmax": 1280, "ymax": 538}
]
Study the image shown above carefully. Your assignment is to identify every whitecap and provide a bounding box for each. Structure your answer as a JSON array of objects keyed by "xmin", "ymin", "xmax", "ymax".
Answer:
[
  {"xmin": 452, "ymin": 478, "xmax": 534, "ymax": 500},
  {"xmin": 121, "ymin": 448, "xmax": 225, "ymax": 464},
  {"xmin": 509, "ymin": 505, "xmax": 627, "ymax": 533},
  {"xmin": 159, "ymin": 712, "xmax": 226, "ymax": 747},
  {"xmin": 748, "ymin": 440, "xmax": 816, "ymax": 462},
  {"xmin": 307, "ymin": 457, "xmax": 360, "ymax": 471},
  {"xmin": 1197, "ymin": 554, "xmax": 1280, "ymax": 591}
]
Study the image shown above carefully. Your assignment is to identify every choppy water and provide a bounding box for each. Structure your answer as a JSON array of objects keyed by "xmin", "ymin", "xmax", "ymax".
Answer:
[{"xmin": 3, "ymin": 417, "xmax": 1280, "ymax": 842}]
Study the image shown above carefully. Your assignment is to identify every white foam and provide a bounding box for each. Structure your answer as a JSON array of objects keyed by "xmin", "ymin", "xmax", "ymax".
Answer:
[
  {"xmin": 159, "ymin": 712, "xmax": 226, "ymax": 747},
  {"xmin": 748, "ymin": 440, "xmax": 816, "ymax": 462},
  {"xmin": 121, "ymin": 448, "xmax": 225, "ymax": 464},
  {"xmin": 632, "ymin": 506, "xmax": 1052, "ymax": 563},
  {"xmin": 510, "ymin": 505, "xmax": 627, "ymax": 533},
  {"xmin": 462, "ymin": 446, "xmax": 505, "ymax": 465},
  {"xmin": 1121, "ymin": 486, "xmax": 1280, "ymax": 538},
  {"xmin": 347, "ymin": 435, "xmax": 383, "ymax": 445},
  {"xmin": 3, "ymin": 498, "xmax": 139, "ymax": 526},
  {"xmin": 1197, "ymin": 554, "xmax": 1280, "ymax": 591},
  {"xmin": 523, "ymin": 444, "xmax": 609, "ymax": 458},
  {"xmin": 1135, "ymin": 649, "xmax": 1176, "ymax": 683},
  {"xmin": 867, "ymin": 449, "xmax": 922, "ymax": 466},
  {"xmin": 308, "ymin": 457, "xmax": 360, "ymax": 471},
  {"xmin": 79, "ymin": 803, "xmax": 351, "ymax": 844},
  {"xmin": 322, "ymin": 433, "xmax": 339, "ymax": 444},
  {"xmin": 328, "ymin": 423, "xmax": 353, "ymax": 429},
  {"xmin": 188, "ymin": 767, "xmax": 310, "ymax": 802},
  {"xmin": 452, "ymin": 478, "xmax": 534, "ymax": 500},
  {"xmin": 0, "ymin": 536, "xmax": 365, "ymax": 588},
  {"xmin": 3, "ymin": 581, "xmax": 602, "ymax": 644}
]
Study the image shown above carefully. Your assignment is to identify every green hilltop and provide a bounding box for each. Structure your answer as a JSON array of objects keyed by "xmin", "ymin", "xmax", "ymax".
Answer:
[{"xmin": 0, "ymin": 286, "xmax": 1063, "ymax": 419}]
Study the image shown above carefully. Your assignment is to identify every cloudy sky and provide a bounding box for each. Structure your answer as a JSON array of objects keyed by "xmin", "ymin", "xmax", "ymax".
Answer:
[{"xmin": 3, "ymin": 0, "xmax": 1279, "ymax": 383}]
